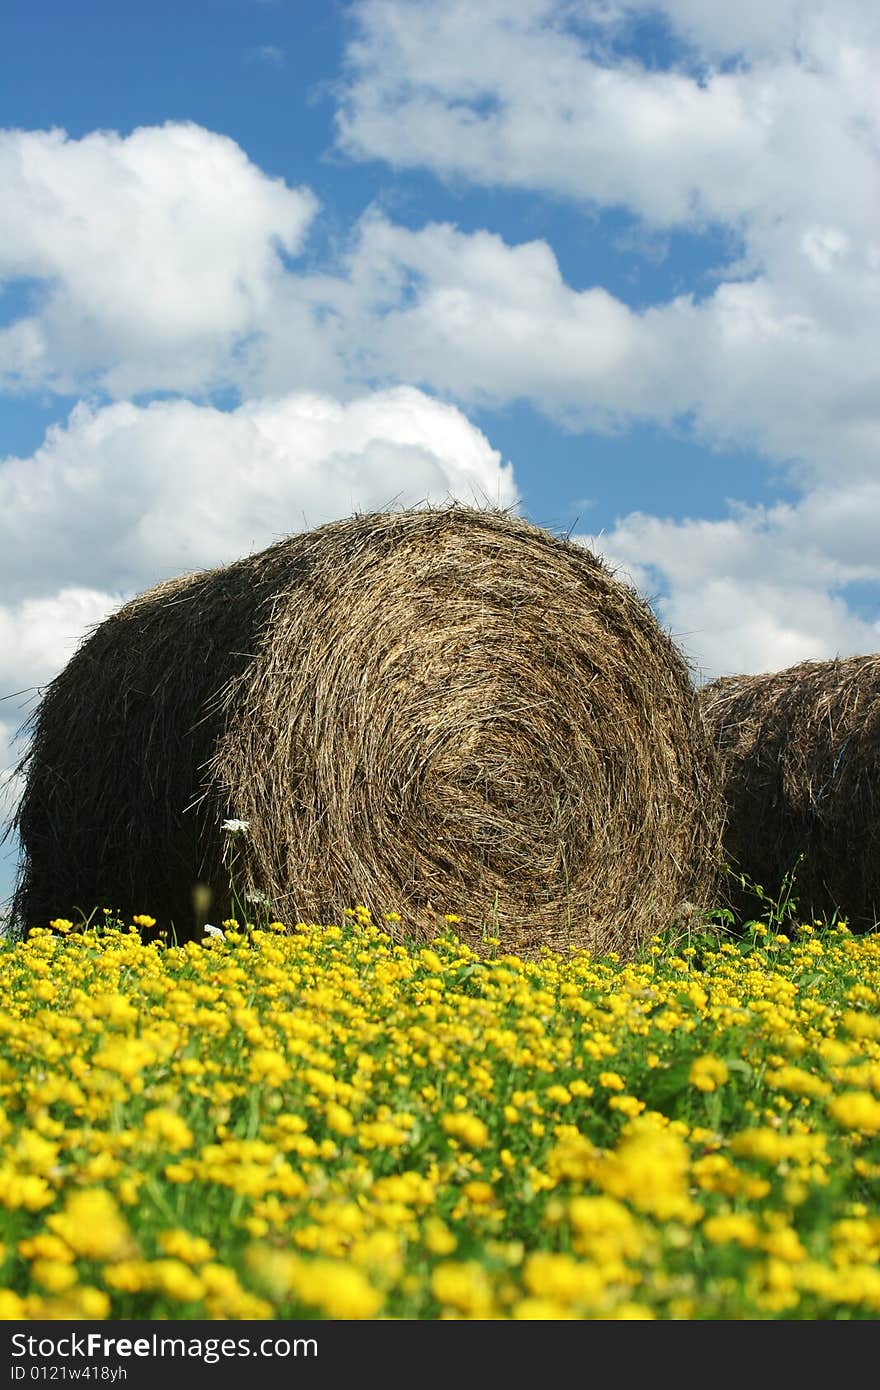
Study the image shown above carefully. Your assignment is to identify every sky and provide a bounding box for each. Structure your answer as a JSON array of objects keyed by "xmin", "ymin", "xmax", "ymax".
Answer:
[{"xmin": 1, "ymin": 0, "xmax": 879, "ymax": 909}]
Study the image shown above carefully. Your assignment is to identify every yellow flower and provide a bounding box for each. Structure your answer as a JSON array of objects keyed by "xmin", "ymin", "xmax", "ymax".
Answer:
[
  {"xmin": 357, "ymin": 1120, "xmax": 411, "ymax": 1149},
  {"xmin": 702, "ymin": 1213, "xmax": 761, "ymax": 1248},
  {"xmin": 98, "ymin": 1267, "xmax": 145, "ymax": 1295},
  {"xmin": 598, "ymin": 1071, "xmax": 626, "ymax": 1091},
  {"xmin": 47, "ymin": 1189, "xmax": 136, "ymax": 1262},
  {"xmin": 729, "ymin": 1129, "xmax": 828, "ymax": 1165},
  {"xmin": 607, "ymin": 1301, "xmax": 656, "ymax": 1320},
  {"xmin": 199, "ymin": 1263, "xmax": 242, "ymax": 1298},
  {"xmin": 431, "ymin": 1261, "xmax": 494, "ymax": 1317},
  {"xmin": 0, "ymin": 1171, "xmax": 55, "ymax": 1211},
  {"xmin": 372, "ymin": 1172, "xmax": 436, "ymax": 1207},
  {"xmin": 247, "ymin": 1049, "xmax": 292, "ymax": 1086},
  {"xmin": 569, "ymin": 1079, "xmax": 594, "ymax": 1097},
  {"xmin": 32, "ymin": 1260, "xmax": 78, "ymax": 1293},
  {"xmin": 762, "ymin": 1226, "xmax": 807, "ymax": 1262},
  {"xmin": 424, "ymin": 1219, "xmax": 457, "ymax": 1256},
  {"xmin": 441, "ymin": 1113, "xmax": 489, "ymax": 1148},
  {"xmin": 91, "ymin": 1037, "xmax": 157, "ymax": 1081},
  {"xmin": 841, "ymin": 1010, "xmax": 880, "ymax": 1040},
  {"xmin": 14, "ymin": 1130, "xmax": 61, "ymax": 1174},
  {"xmin": 0, "ymin": 1290, "xmax": 28, "ymax": 1318},
  {"xmin": 18, "ymin": 1234, "xmax": 74, "ymax": 1263},
  {"xmin": 157, "ymin": 1229, "xmax": 215, "ymax": 1264},
  {"xmin": 689, "ymin": 1055, "xmax": 729, "ymax": 1093},
  {"xmin": 569, "ymin": 1195, "xmax": 646, "ymax": 1261},
  {"xmin": 462, "ymin": 1180, "xmax": 495, "ymax": 1205},
  {"xmin": 143, "ymin": 1107, "xmax": 194, "ymax": 1152},
  {"xmin": 545, "ymin": 1131, "xmax": 599, "ymax": 1182},
  {"xmin": 595, "ymin": 1117, "xmax": 702, "ymax": 1223},
  {"xmin": 764, "ymin": 1065, "xmax": 830, "ymax": 1099},
  {"xmin": 149, "ymin": 1260, "xmax": 205, "ymax": 1303},
  {"xmin": 325, "ymin": 1102, "xmax": 355, "ymax": 1136},
  {"xmin": 512, "ymin": 1297, "xmax": 578, "ymax": 1319},
  {"xmin": 545, "ymin": 1085, "xmax": 571, "ymax": 1105},
  {"xmin": 116, "ymin": 1175, "xmax": 145, "ymax": 1206},
  {"xmin": 246, "ymin": 1247, "xmax": 383, "ymax": 1319},
  {"xmin": 523, "ymin": 1251, "xmax": 604, "ymax": 1305},
  {"xmin": 828, "ymin": 1091, "xmax": 880, "ymax": 1135},
  {"xmin": 608, "ymin": 1094, "xmax": 646, "ymax": 1117}
]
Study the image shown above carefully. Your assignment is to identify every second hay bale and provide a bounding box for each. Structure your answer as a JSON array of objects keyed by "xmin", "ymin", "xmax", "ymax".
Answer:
[
  {"xmin": 12, "ymin": 506, "xmax": 724, "ymax": 956},
  {"xmin": 700, "ymin": 653, "xmax": 880, "ymax": 928}
]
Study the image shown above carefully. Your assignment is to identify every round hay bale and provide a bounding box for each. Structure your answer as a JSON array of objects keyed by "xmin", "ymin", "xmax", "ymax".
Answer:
[
  {"xmin": 700, "ymin": 654, "xmax": 880, "ymax": 928},
  {"xmin": 10, "ymin": 506, "xmax": 724, "ymax": 957}
]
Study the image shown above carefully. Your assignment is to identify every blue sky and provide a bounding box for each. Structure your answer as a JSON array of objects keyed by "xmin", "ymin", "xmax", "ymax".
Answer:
[{"xmin": 1, "ymin": 0, "xmax": 879, "ymax": 909}]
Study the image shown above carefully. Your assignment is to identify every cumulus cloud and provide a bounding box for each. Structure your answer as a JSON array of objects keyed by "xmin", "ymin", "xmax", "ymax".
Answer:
[
  {"xmin": 0, "ymin": 589, "xmax": 121, "ymax": 690},
  {"xmin": 0, "ymin": 588, "xmax": 121, "ymax": 898},
  {"xmin": 593, "ymin": 488, "xmax": 880, "ymax": 680},
  {"xmin": 0, "ymin": 386, "xmax": 515, "ymax": 603},
  {"xmin": 338, "ymin": 1, "xmax": 761, "ymax": 224},
  {"xmin": 305, "ymin": 211, "xmax": 876, "ymax": 488},
  {"xmin": 0, "ymin": 122, "xmax": 318, "ymax": 398},
  {"xmin": 333, "ymin": 1, "xmax": 880, "ymax": 479},
  {"xmin": 337, "ymin": 1, "xmax": 879, "ymax": 233},
  {"xmin": 339, "ymin": 215, "xmax": 657, "ymax": 425},
  {"xmin": 2, "ymin": 112, "xmax": 876, "ymax": 486},
  {"xmin": 617, "ymin": 0, "xmax": 880, "ymax": 63}
]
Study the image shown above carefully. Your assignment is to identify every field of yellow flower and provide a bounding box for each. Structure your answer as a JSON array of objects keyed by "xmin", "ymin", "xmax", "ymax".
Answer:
[{"xmin": 1, "ymin": 908, "xmax": 879, "ymax": 1320}]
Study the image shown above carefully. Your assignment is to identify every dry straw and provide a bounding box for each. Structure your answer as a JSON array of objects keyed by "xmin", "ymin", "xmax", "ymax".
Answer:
[
  {"xmin": 701, "ymin": 653, "xmax": 880, "ymax": 929},
  {"xmin": 10, "ymin": 506, "xmax": 724, "ymax": 957}
]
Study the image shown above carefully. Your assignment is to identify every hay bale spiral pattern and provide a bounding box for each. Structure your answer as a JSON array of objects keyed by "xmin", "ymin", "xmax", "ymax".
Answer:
[{"xmin": 11, "ymin": 507, "xmax": 723, "ymax": 956}]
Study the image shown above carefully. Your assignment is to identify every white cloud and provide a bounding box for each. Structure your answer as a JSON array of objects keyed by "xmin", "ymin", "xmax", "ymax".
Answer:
[
  {"xmin": 617, "ymin": 0, "xmax": 880, "ymax": 63},
  {"xmin": 338, "ymin": 2, "xmax": 880, "ymax": 233},
  {"xmin": 2, "ymin": 113, "xmax": 876, "ymax": 487},
  {"xmin": 305, "ymin": 212, "xmax": 877, "ymax": 489},
  {"xmin": 0, "ymin": 589, "xmax": 121, "ymax": 690},
  {"xmin": 339, "ymin": 215, "xmax": 658, "ymax": 425},
  {"xmin": 0, "ymin": 589, "xmax": 121, "ymax": 896},
  {"xmin": 0, "ymin": 122, "xmax": 318, "ymax": 397},
  {"xmin": 332, "ymin": 2, "xmax": 880, "ymax": 478},
  {"xmin": 0, "ymin": 386, "xmax": 515, "ymax": 603},
  {"xmin": 593, "ymin": 490, "xmax": 880, "ymax": 680}
]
